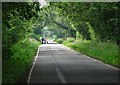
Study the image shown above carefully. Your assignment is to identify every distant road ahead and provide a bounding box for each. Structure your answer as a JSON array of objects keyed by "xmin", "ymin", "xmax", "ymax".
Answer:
[{"xmin": 28, "ymin": 42, "xmax": 118, "ymax": 84}]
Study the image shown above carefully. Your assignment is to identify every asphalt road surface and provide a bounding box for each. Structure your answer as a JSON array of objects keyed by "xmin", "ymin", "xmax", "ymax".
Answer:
[{"xmin": 28, "ymin": 41, "xmax": 118, "ymax": 84}]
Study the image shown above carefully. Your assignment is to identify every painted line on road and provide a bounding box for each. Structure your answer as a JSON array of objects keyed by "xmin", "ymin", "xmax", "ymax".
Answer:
[
  {"xmin": 55, "ymin": 66, "xmax": 67, "ymax": 83},
  {"xmin": 27, "ymin": 45, "xmax": 40, "ymax": 85},
  {"xmin": 51, "ymin": 46, "xmax": 67, "ymax": 83}
]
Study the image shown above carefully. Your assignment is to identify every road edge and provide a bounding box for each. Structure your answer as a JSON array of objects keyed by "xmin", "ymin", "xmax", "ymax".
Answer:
[
  {"xmin": 27, "ymin": 45, "xmax": 41, "ymax": 84},
  {"xmin": 61, "ymin": 44, "xmax": 118, "ymax": 70}
]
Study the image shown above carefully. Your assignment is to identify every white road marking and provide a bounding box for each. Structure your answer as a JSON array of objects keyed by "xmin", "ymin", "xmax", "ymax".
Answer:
[
  {"xmin": 55, "ymin": 66, "xmax": 67, "ymax": 83},
  {"xmin": 27, "ymin": 45, "xmax": 40, "ymax": 85},
  {"xmin": 28, "ymin": 44, "xmax": 67, "ymax": 84},
  {"xmin": 51, "ymin": 46, "xmax": 67, "ymax": 83}
]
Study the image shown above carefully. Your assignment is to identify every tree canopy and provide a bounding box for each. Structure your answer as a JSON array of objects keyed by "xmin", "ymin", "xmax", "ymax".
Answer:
[
  {"xmin": 43, "ymin": 2, "xmax": 118, "ymax": 42},
  {"xmin": 2, "ymin": 2, "xmax": 118, "ymax": 59}
]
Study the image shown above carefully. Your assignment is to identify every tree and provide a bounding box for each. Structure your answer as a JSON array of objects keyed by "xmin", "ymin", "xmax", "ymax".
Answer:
[{"xmin": 2, "ymin": 2, "xmax": 41, "ymax": 59}]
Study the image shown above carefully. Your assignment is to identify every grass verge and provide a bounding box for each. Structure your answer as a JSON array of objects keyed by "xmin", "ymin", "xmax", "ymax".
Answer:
[
  {"xmin": 2, "ymin": 38, "xmax": 40, "ymax": 84},
  {"xmin": 63, "ymin": 40, "xmax": 119, "ymax": 68}
]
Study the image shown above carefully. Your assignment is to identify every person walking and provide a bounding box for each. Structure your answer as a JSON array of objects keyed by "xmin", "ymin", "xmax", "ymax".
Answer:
[{"xmin": 41, "ymin": 37, "xmax": 44, "ymax": 44}]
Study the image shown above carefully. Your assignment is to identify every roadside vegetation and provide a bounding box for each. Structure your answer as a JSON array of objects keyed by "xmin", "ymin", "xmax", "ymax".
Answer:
[
  {"xmin": 2, "ymin": 2, "xmax": 41, "ymax": 83},
  {"xmin": 3, "ymin": 39, "xmax": 40, "ymax": 83},
  {"xmin": 2, "ymin": 2, "xmax": 119, "ymax": 84},
  {"xmin": 62, "ymin": 39, "xmax": 119, "ymax": 68}
]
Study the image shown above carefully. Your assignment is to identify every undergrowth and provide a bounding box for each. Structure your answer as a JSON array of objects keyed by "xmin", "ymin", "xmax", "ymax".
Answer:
[
  {"xmin": 3, "ymin": 38, "xmax": 40, "ymax": 83},
  {"xmin": 63, "ymin": 40, "xmax": 119, "ymax": 68}
]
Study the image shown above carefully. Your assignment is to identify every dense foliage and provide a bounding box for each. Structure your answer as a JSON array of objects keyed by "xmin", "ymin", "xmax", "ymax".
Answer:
[
  {"xmin": 2, "ymin": 2, "xmax": 42, "ymax": 83},
  {"xmin": 2, "ymin": 2, "xmax": 41, "ymax": 59},
  {"xmin": 2, "ymin": 2, "xmax": 119, "ymax": 83},
  {"xmin": 42, "ymin": 2, "xmax": 118, "ymax": 43}
]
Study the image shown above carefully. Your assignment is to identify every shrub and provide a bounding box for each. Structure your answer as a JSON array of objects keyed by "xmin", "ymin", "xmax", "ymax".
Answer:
[
  {"xmin": 2, "ymin": 38, "xmax": 40, "ymax": 83},
  {"xmin": 67, "ymin": 38, "xmax": 75, "ymax": 42},
  {"xmin": 56, "ymin": 38, "xmax": 64, "ymax": 44}
]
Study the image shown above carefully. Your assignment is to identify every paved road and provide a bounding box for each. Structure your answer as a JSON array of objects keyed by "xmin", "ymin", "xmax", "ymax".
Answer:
[{"xmin": 28, "ymin": 43, "xmax": 118, "ymax": 84}]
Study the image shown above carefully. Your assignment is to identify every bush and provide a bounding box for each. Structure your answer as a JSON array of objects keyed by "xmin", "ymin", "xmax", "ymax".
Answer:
[
  {"xmin": 67, "ymin": 38, "xmax": 75, "ymax": 42},
  {"xmin": 56, "ymin": 38, "xmax": 64, "ymax": 44},
  {"xmin": 2, "ymin": 38, "xmax": 40, "ymax": 83}
]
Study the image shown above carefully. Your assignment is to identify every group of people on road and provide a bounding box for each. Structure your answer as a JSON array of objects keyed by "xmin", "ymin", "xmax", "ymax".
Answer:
[{"xmin": 41, "ymin": 37, "xmax": 48, "ymax": 44}]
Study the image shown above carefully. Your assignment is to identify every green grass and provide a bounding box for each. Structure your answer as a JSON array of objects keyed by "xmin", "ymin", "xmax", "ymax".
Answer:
[
  {"xmin": 55, "ymin": 38, "xmax": 64, "ymax": 44},
  {"xmin": 3, "ymin": 38, "xmax": 40, "ymax": 84},
  {"xmin": 63, "ymin": 40, "xmax": 119, "ymax": 68}
]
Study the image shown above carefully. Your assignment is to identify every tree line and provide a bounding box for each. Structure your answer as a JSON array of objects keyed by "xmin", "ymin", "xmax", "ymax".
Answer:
[
  {"xmin": 42, "ymin": 2, "xmax": 118, "ymax": 44},
  {"xmin": 2, "ymin": 2, "xmax": 41, "ymax": 59}
]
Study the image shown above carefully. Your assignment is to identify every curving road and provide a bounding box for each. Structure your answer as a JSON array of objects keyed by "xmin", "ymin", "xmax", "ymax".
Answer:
[{"xmin": 28, "ymin": 42, "xmax": 118, "ymax": 84}]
